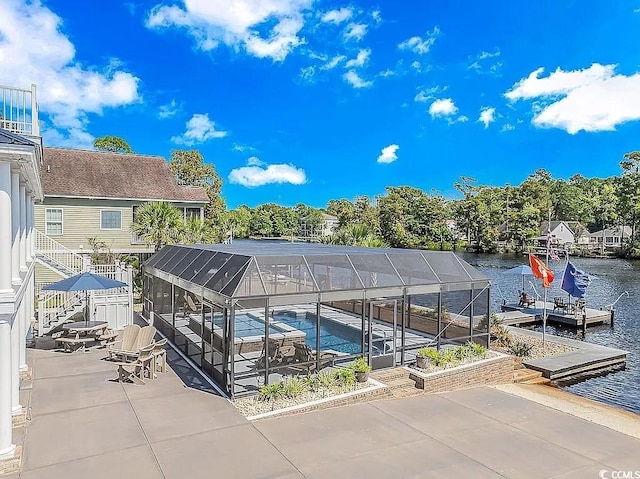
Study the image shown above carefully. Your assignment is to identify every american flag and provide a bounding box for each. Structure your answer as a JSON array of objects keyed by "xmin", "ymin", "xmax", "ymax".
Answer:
[{"xmin": 547, "ymin": 226, "xmax": 561, "ymax": 261}]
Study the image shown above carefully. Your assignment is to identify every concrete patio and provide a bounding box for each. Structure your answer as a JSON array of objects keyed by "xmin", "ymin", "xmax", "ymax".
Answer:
[{"xmin": 10, "ymin": 339, "xmax": 640, "ymax": 478}]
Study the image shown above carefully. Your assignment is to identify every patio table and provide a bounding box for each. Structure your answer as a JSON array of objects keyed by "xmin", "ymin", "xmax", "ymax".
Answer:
[{"xmin": 58, "ymin": 321, "xmax": 109, "ymax": 352}]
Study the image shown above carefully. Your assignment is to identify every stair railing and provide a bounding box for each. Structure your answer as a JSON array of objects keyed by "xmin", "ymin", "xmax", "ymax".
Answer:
[
  {"xmin": 35, "ymin": 229, "xmax": 85, "ymax": 275},
  {"xmin": 37, "ymin": 289, "xmax": 85, "ymax": 336}
]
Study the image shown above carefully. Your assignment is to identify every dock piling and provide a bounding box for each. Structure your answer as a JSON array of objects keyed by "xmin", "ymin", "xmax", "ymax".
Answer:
[{"xmin": 610, "ymin": 308, "xmax": 615, "ymax": 328}]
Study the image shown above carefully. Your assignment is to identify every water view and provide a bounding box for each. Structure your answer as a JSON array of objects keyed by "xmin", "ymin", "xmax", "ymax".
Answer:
[{"xmin": 460, "ymin": 252, "xmax": 640, "ymax": 414}]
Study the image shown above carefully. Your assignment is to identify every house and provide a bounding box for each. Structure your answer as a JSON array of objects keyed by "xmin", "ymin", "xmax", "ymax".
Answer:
[
  {"xmin": 0, "ymin": 84, "xmax": 42, "ymax": 461},
  {"xmin": 536, "ymin": 221, "xmax": 587, "ymax": 247},
  {"xmin": 33, "ymin": 148, "xmax": 209, "ymax": 284},
  {"xmin": 590, "ymin": 226, "xmax": 632, "ymax": 248},
  {"xmin": 321, "ymin": 214, "xmax": 339, "ymax": 236}
]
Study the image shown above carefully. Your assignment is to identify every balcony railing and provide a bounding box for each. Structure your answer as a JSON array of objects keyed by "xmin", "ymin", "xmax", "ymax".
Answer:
[{"xmin": 0, "ymin": 84, "xmax": 39, "ymax": 137}]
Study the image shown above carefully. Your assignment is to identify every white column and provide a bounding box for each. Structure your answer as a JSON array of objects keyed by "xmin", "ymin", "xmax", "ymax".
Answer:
[
  {"xmin": 0, "ymin": 162, "xmax": 12, "ymax": 294},
  {"xmin": 30, "ymin": 201, "xmax": 35, "ymax": 262},
  {"xmin": 19, "ymin": 295, "xmax": 27, "ymax": 372},
  {"xmin": 10, "ymin": 171, "xmax": 20, "ymax": 285},
  {"xmin": 26, "ymin": 193, "xmax": 32, "ymax": 262},
  {"xmin": 0, "ymin": 320, "xmax": 15, "ymax": 459},
  {"xmin": 10, "ymin": 311, "xmax": 21, "ymax": 415},
  {"xmin": 19, "ymin": 183, "xmax": 27, "ymax": 272}
]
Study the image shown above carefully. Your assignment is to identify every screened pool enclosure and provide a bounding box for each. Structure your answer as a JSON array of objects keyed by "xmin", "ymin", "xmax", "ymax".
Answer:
[{"xmin": 142, "ymin": 243, "xmax": 491, "ymax": 397}]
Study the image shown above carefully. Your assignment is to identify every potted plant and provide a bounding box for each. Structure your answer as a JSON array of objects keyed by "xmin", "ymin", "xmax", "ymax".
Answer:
[
  {"xmin": 350, "ymin": 357, "xmax": 372, "ymax": 382},
  {"xmin": 416, "ymin": 347, "xmax": 440, "ymax": 369}
]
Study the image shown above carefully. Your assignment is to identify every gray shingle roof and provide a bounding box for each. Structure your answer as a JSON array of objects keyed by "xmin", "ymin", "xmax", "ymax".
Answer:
[{"xmin": 42, "ymin": 147, "xmax": 209, "ymax": 203}]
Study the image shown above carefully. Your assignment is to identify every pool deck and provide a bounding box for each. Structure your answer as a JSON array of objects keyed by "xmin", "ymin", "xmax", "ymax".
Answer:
[
  {"xmin": 508, "ymin": 327, "xmax": 628, "ymax": 380},
  {"xmin": 9, "ymin": 334, "xmax": 640, "ymax": 478}
]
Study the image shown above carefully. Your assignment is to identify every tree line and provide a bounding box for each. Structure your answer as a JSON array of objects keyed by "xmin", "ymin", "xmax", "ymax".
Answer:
[{"xmin": 94, "ymin": 136, "xmax": 640, "ymax": 257}]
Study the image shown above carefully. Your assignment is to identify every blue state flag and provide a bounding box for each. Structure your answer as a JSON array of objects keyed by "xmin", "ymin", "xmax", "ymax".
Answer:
[{"xmin": 561, "ymin": 262, "xmax": 592, "ymax": 298}]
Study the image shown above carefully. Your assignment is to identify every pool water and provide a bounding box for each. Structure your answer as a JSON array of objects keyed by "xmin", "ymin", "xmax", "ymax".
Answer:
[
  {"xmin": 213, "ymin": 313, "xmax": 280, "ymax": 338},
  {"xmin": 274, "ymin": 313, "xmax": 363, "ymax": 354}
]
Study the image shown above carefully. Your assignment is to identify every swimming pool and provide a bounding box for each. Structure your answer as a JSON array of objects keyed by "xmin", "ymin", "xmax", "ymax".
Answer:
[
  {"xmin": 274, "ymin": 312, "xmax": 364, "ymax": 354},
  {"xmin": 212, "ymin": 313, "xmax": 280, "ymax": 338}
]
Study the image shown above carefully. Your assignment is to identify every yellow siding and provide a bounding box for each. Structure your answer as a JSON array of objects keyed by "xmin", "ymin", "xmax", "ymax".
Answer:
[
  {"xmin": 35, "ymin": 198, "xmax": 203, "ymax": 254},
  {"xmin": 35, "ymin": 263, "xmax": 64, "ymax": 286}
]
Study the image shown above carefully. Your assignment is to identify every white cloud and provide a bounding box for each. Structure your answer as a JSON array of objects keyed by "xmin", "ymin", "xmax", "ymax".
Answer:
[
  {"xmin": 379, "ymin": 69, "xmax": 396, "ymax": 78},
  {"xmin": 414, "ymin": 85, "xmax": 447, "ymax": 103},
  {"xmin": 345, "ymin": 49, "xmax": 370, "ymax": 68},
  {"xmin": 321, "ymin": 7, "xmax": 353, "ymax": 24},
  {"xmin": 398, "ymin": 27, "xmax": 440, "ymax": 54},
  {"xmin": 343, "ymin": 70, "xmax": 373, "ymax": 88},
  {"xmin": 228, "ymin": 159, "xmax": 306, "ymax": 187},
  {"xmin": 429, "ymin": 98, "xmax": 458, "ymax": 117},
  {"xmin": 246, "ymin": 156, "xmax": 263, "ymax": 166},
  {"xmin": 634, "ymin": 7, "xmax": 640, "ymax": 13},
  {"xmin": 0, "ymin": 0, "xmax": 140, "ymax": 147},
  {"xmin": 377, "ymin": 144, "xmax": 399, "ymax": 164},
  {"xmin": 469, "ymin": 49, "xmax": 502, "ymax": 75},
  {"xmin": 344, "ymin": 22, "xmax": 367, "ymax": 41},
  {"xmin": 478, "ymin": 107, "xmax": 496, "ymax": 128},
  {"xmin": 299, "ymin": 65, "xmax": 316, "ymax": 82},
  {"xmin": 321, "ymin": 54, "xmax": 346, "ymax": 70},
  {"xmin": 233, "ymin": 143, "xmax": 256, "ymax": 152},
  {"xmin": 158, "ymin": 99, "xmax": 179, "ymax": 119},
  {"xmin": 371, "ymin": 10, "xmax": 381, "ymax": 23},
  {"xmin": 505, "ymin": 63, "xmax": 640, "ymax": 133},
  {"xmin": 457, "ymin": 115, "xmax": 469, "ymax": 123},
  {"xmin": 171, "ymin": 113, "xmax": 227, "ymax": 145},
  {"xmin": 501, "ymin": 123, "xmax": 515, "ymax": 132},
  {"xmin": 411, "ymin": 60, "xmax": 421, "ymax": 72},
  {"xmin": 146, "ymin": 0, "xmax": 312, "ymax": 61}
]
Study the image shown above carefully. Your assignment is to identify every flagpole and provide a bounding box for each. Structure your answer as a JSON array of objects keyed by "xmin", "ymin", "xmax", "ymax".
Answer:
[{"xmin": 542, "ymin": 209, "xmax": 552, "ymax": 344}]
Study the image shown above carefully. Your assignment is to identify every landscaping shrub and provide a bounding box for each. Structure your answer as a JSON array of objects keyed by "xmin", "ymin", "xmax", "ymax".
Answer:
[
  {"xmin": 281, "ymin": 376, "xmax": 307, "ymax": 399},
  {"xmin": 258, "ymin": 382, "xmax": 284, "ymax": 402},
  {"xmin": 333, "ymin": 368, "xmax": 356, "ymax": 388}
]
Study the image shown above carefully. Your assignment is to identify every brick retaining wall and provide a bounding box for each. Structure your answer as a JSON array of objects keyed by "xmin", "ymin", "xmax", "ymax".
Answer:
[{"xmin": 409, "ymin": 354, "xmax": 514, "ymax": 394}]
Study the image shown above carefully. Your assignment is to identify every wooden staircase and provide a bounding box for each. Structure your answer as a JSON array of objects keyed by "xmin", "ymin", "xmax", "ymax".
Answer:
[{"xmin": 371, "ymin": 368, "xmax": 423, "ymax": 399}]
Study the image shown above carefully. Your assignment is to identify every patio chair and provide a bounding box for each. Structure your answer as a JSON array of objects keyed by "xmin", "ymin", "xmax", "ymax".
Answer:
[
  {"xmin": 553, "ymin": 297, "xmax": 569, "ymax": 313},
  {"xmin": 255, "ymin": 338, "xmax": 284, "ymax": 370},
  {"xmin": 107, "ymin": 324, "xmax": 140, "ymax": 360},
  {"xmin": 151, "ymin": 338, "xmax": 168, "ymax": 378},
  {"xmin": 288, "ymin": 342, "xmax": 338, "ymax": 374},
  {"xmin": 109, "ymin": 325, "xmax": 156, "ymax": 362},
  {"xmin": 116, "ymin": 344, "xmax": 155, "ymax": 385},
  {"xmin": 518, "ymin": 292, "xmax": 536, "ymax": 308}
]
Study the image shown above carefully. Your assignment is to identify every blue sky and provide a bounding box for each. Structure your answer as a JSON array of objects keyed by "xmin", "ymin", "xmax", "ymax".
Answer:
[{"xmin": 2, "ymin": 1, "xmax": 640, "ymax": 208}]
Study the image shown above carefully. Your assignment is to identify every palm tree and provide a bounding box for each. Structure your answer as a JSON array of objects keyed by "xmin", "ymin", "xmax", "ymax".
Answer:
[
  {"xmin": 131, "ymin": 201, "xmax": 182, "ymax": 251},
  {"xmin": 182, "ymin": 217, "xmax": 214, "ymax": 244}
]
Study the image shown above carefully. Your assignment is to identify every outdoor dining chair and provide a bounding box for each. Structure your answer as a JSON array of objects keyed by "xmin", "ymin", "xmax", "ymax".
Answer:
[{"xmin": 116, "ymin": 344, "xmax": 155, "ymax": 385}]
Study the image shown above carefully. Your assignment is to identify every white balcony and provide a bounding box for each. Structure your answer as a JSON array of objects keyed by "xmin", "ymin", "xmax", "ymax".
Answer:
[{"xmin": 0, "ymin": 84, "xmax": 39, "ymax": 138}]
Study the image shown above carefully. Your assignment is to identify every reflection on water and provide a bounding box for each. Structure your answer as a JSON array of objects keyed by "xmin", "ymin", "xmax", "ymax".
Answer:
[{"xmin": 458, "ymin": 252, "xmax": 640, "ymax": 414}]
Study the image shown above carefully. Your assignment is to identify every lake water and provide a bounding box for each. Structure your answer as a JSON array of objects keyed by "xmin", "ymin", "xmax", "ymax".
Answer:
[{"xmin": 458, "ymin": 252, "xmax": 640, "ymax": 414}]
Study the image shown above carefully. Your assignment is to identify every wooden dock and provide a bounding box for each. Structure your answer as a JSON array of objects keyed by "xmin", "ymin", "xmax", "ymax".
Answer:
[
  {"xmin": 508, "ymin": 327, "xmax": 628, "ymax": 380},
  {"xmin": 500, "ymin": 301, "xmax": 612, "ymax": 328}
]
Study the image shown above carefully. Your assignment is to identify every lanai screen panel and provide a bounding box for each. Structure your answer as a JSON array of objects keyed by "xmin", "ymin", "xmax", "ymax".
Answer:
[
  {"xmin": 254, "ymin": 255, "xmax": 318, "ymax": 296},
  {"xmin": 348, "ymin": 253, "xmax": 403, "ymax": 288},
  {"xmin": 422, "ymin": 251, "xmax": 473, "ymax": 283},
  {"xmin": 386, "ymin": 252, "xmax": 441, "ymax": 285},
  {"xmin": 305, "ymin": 254, "xmax": 364, "ymax": 291},
  {"xmin": 179, "ymin": 250, "xmax": 217, "ymax": 281}
]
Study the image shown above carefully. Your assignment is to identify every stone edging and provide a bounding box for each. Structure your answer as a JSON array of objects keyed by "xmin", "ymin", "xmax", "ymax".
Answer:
[{"xmin": 246, "ymin": 378, "xmax": 387, "ymax": 420}]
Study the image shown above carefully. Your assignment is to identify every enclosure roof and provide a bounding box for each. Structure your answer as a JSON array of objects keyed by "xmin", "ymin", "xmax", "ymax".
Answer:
[{"xmin": 143, "ymin": 242, "xmax": 489, "ymax": 301}]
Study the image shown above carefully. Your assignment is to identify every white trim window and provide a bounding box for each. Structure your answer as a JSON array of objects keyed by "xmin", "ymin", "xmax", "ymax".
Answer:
[
  {"xmin": 45, "ymin": 208, "xmax": 63, "ymax": 236},
  {"xmin": 100, "ymin": 210, "xmax": 122, "ymax": 230}
]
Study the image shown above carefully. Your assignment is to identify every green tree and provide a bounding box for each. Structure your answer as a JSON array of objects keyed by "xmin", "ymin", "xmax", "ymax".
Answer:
[
  {"xmin": 131, "ymin": 201, "xmax": 183, "ymax": 251},
  {"xmin": 327, "ymin": 199, "xmax": 356, "ymax": 227},
  {"xmin": 181, "ymin": 217, "xmax": 214, "ymax": 244},
  {"xmin": 93, "ymin": 135, "xmax": 133, "ymax": 153},
  {"xmin": 619, "ymin": 151, "xmax": 640, "ymax": 241},
  {"xmin": 224, "ymin": 206, "xmax": 252, "ymax": 238},
  {"xmin": 169, "ymin": 149, "xmax": 225, "ymax": 225}
]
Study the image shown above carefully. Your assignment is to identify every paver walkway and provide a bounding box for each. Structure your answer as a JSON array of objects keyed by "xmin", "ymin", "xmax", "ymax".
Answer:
[{"xmin": 12, "ymin": 341, "xmax": 640, "ymax": 479}]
